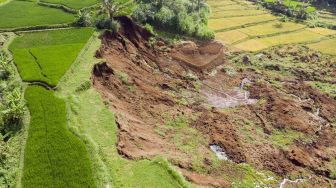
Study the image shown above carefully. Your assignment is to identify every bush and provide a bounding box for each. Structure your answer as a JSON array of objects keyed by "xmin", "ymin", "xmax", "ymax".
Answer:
[
  {"xmin": 76, "ymin": 10, "xmax": 92, "ymax": 27},
  {"xmin": 95, "ymin": 18, "xmax": 120, "ymax": 33}
]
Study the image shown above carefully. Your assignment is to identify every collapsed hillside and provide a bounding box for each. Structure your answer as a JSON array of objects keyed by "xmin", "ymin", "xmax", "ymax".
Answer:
[{"xmin": 92, "ymin": 17, "xmax": 336, "ymax": 187}]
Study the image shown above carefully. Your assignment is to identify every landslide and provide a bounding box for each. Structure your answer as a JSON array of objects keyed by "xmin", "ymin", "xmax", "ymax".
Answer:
[{"xmin": 92, "ymin": 17, "xmax": 336, "ymax": 187}]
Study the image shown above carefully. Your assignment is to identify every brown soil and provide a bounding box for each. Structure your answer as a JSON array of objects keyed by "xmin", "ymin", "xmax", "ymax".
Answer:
[{"xmin": 92, "ymin": 17, "xmax": 336, "ymax": 187}]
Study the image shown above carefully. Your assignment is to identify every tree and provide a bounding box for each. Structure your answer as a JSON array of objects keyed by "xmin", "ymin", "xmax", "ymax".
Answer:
[{"xmin": 102, "ymin": 0, "xmax": 136, "ymax": 21}]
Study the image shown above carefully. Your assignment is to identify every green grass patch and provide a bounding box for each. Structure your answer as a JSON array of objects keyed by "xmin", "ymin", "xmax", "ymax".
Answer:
[
  {"xmin": 0, "ymin": 1, "xmax": 75, "ymax": 29},
  {"xmin": 10, "ymin": 28, "xmax": 94, "ymax": 86},
  {"xmin": 216, "ymin": 30, "xmax": 249, "ymax": 44},
  {"xmin": 57, "ymin": 33, "xmax": 191, "ymax": 187},
  {"xmin": 23, "ymin": 85, "xmax": 96, "ymax": 187},
  {"xmin": 209, "ymin": 14, "xmax": 277, "ymax": 31},
  {"xmin": 269, "ymin": 129, "xmax": 313, "ymax": 149},
  {"xmin": 40, "ymin": 0, "xmax": 99, "ymax": 9},
  {"xmin": 307, "ymin": 38, "xmax": 336, "ymax": 55},
  {"xmin": 308, "ymin": 81, "xmax": 336, "ymax": 98}
]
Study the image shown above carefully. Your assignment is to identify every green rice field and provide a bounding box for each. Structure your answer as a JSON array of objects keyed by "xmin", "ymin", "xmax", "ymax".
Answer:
[
  {"xmin": 0, "ymin": 0, "xmax": 75, "ymax": 29},
  {"xmin": 40, "ymin": 0, "xmax": 99, "ymax": 9},
  {"xmin": 208, "ymin": 0, "xmax": 336, "ymax": 53},
  {"xmin": 23, "ymin": 86, "xmax": 96, "ymax": 187},
  {"xmin": 10, "ymin": 28, "xmax": 94, "ymax": 86}
]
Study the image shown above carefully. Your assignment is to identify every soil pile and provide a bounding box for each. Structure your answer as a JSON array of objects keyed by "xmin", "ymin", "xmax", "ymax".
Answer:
[{"xmin": 92, "ymin": 17, "xmax": 336, "ymax": 187}]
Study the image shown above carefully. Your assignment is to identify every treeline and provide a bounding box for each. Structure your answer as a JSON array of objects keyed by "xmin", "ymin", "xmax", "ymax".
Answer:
[
  {"xmin": 76, "ymin": 0, "xmax": 214, "ymax": 39},
  {"xmin": 258, "ymin": 0, "xmax": 317, "ymax": 19},
  {"xmin": 133, "ymin": 0, "xmax": 214, "ymax": 39}
]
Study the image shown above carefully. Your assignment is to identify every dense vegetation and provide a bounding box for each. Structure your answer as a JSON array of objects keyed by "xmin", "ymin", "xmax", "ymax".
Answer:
[
  {"xmin": 23, "ymin": 86, "xmax": 96, "ymax": 187},
  {"xmin": 0, "ymin": 1, "xmax": 75, "ymax": 29},
  {"xmin": 259, "ymin": 0, "xmax": 317, "ymax": 19},
  {"xmin": 10, "ymin": 28, "xmax": 94, "ymax": 86},
  {"xmin": 0, "ymin": 33, "xmax": 25, "ymax": 187},
  {"xmin": 133, "ymin": 0, "xmax": 214, "ymax": 39}
]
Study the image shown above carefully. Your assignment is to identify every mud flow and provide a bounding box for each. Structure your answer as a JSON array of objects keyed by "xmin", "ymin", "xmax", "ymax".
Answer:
[{"xmin": 92, "ymin": 17, "xmax": 336, "ymax": 187}]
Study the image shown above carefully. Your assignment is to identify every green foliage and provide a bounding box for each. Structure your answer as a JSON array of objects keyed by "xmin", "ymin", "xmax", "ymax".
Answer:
[
  {"xmin": 133, "ymin": 0, "xmax": 214, "ymax": 39},
  {"xmin": 260, "ymin": 0, "xmax": 317, "ymax": 19},
  {"xmin": 76, "ymin": 10, "xmax": 93, "ymax": 27},
  {"xmin": 40, "ymin": 0, "xmax": 99, "ymax": 9},
  {"xmin": 23, "ymin": 86, "xmax": 96, "ymax": 187},
  {"xmin": 232, "ymin": 163, "xmax": 278, "ymax": 188},
  {"xmin": 0, "ymin": 1, "xmax": 75, "ymax": 29},
  {"xmin": 10, "ymin": 28, "xmax": 94, "ymax": 86},
  {"xmin": 0, "ymin": 50, "xmax": 25, "ymax": 138}
]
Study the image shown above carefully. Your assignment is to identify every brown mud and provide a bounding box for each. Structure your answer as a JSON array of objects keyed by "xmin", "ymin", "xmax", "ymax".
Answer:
[{"xmin": 92, "ymin": 17, "xmax": 336, "ymax": 187}]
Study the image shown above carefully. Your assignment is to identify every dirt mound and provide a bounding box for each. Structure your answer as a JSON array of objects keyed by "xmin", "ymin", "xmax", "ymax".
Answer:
[
  {"xmin": 92, "ymin": 17, "xmax": 336, "ymax": 187},
  {"xmin": 171, "ymin": 41, "xmax": 225, "ymax": 71}
]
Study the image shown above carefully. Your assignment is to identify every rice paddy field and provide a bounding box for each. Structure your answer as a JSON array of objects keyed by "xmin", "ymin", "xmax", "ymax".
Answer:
[
  {"xmin": 40, "ymin": 0, "xmax": 99, "ymax": 9},
  {"xmin": 0, "ymin": 0, "xmax": 75, "ymax": 30},
  {"xmin": 23, "ymin": 86, "xmax": 96, "ymax": 187},
  {"xmin": 208, "ymin": 0, "xmax": 336, "ymax": 55},
  {"xmin": 9, "ymin": 28, "xmax": 94, "ymax": 86}
]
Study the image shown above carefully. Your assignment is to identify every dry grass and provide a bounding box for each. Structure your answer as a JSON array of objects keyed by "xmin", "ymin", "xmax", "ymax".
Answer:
[
  {"xmin": 233, "ymin": 39, "xmax": 270, "ymax": 51},
  {"xmin": 211, "ymin": 9, "xmax": 266, "ymax": 18},
  {"xmin": 215, "ymin": 30, "xmax": 248, "ymax": 44},
  {"xmin": 259, "ymin": 30, "xmax": 324, "ymax": 46},
  {"xmin": 209, "ymin": 14, "xmax": 277, "ymax": 31},
  {"xmin": 238, "ymin": 21, "xmax": 306, "ymax": 36},
  {"xmin": 306, "ymin": 27, "xmax": 336, "ymax": 36},
  {"xmin": 307, "ymin": 38, "xmax": 336, "ymax": 55}
]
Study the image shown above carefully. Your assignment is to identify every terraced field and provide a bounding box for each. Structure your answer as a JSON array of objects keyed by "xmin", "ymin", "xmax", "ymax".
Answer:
[
  {"xmin": 40, "ymin": 0, "xmax": 99, "ymax": 9},
  {"xmin": 10, "ymin": 28, "xmax": 94, "ymax": 86},
  {"xmin": 208, "ymin": 0, "xmax": 336, "ymax": 55},
  {"xmin": 0, "ymin": 0, "xmax": 75, "ymax": 30}
]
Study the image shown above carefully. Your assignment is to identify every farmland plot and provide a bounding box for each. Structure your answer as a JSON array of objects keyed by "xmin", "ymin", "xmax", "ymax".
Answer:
[
  {"xmin": 23, "ymin": 86, "xmax": 96, "ymax": 187},
  {"xmin": 10, "ymin": 28, "xmax": 94, "ymax": 86},
  {"xmin": 40, "ymin": 0, "xmax": 99, "ymax": 9},
  {"xmin": 209, "ymin": 14, "xmax": 277, "ymax": 31},
  {"xmin": 209, "ymin": 0, "xmax": 336, "ymax": 54},
  {"xmin": 0, "ymin": 0, "xmax": 75, "ymax": 29}
]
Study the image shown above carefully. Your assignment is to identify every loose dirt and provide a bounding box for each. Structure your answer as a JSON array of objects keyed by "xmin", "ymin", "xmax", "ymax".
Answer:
[{"xmin": 92, "ymin": 17, "xmax": 336, "ymax": 187}]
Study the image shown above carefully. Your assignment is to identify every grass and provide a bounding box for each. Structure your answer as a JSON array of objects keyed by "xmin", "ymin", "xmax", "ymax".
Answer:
[
  {"xmin": 22, "ymin": 85, "xmax": 96, "ymax": 188},
  {"xmin": 234, "ymin": 30, "xmax": 324, "ymax": 51},
  {"xmin": 308, "ymin": 81, "xmax": 336, "ymax": 98},
  {"xmin": 306, "ymin": 27, "xmax": 336, "ymax": 36},
  {"xmin": 307, "ymin": 38, "xmax": 336, "ymax": 55},
  {"xmin": 10, "ymin": 28, "xmax": 94, "ymax": 86},
  {"xmin": 40, "ymin": 0, "xmax": 99, "ymax": 9},
  {"xmin": 56, "ymin": 33, "xmax": 191, "ymax": 188},
  {"xmin": 268, "ymin": 129, "xmax": 314, "ymax": 149},
  {"xmin": 211, "ymin": 9, "xmax": 266, "ymax": 18},
  {"xmin": 209, "ymin": 14, "xmax": 277, "ymax": 31},
  {"xmin": 238, "ymin": 21, "xmax": 306, "ymax": 36},
  {"xmin": 233, "ymin": 39, "xmax": 271, "ymax": 51},
  {"xmin": 216, "ymin": 30, "xmax": 248, "ymax": 44},
  {"xmin": 259, "ymin": 30, "xmax": 324, "ymax": 45},
  {"xmin": 0, "ymin": 1, "xmax": 75, "ymax": 29},
  {"xmin": 212, "ymin": 4, "xmax": 256, "ymax": 11}
]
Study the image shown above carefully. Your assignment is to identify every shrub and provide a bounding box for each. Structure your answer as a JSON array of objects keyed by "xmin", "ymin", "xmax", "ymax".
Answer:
[{"xmin": 76, "ymin": 10, "xmax": 93, "ymax": 27}]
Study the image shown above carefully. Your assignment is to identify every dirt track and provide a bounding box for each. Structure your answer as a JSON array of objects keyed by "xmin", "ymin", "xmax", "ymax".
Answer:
[{"xmin": 92, "ymin": 17, "xmax": 336, "ymax": 187}]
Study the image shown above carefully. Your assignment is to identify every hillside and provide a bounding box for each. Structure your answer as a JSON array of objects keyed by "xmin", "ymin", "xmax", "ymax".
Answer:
[{"xmin": 0, "ymin": 0, "xmax": 335, "ymax": 187}]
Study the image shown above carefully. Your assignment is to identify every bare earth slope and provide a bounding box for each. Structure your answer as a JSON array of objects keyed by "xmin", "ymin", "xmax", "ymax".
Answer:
[{"xmin": 92, "ymin": 17, "xmax": 336, "ymax": 187}]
